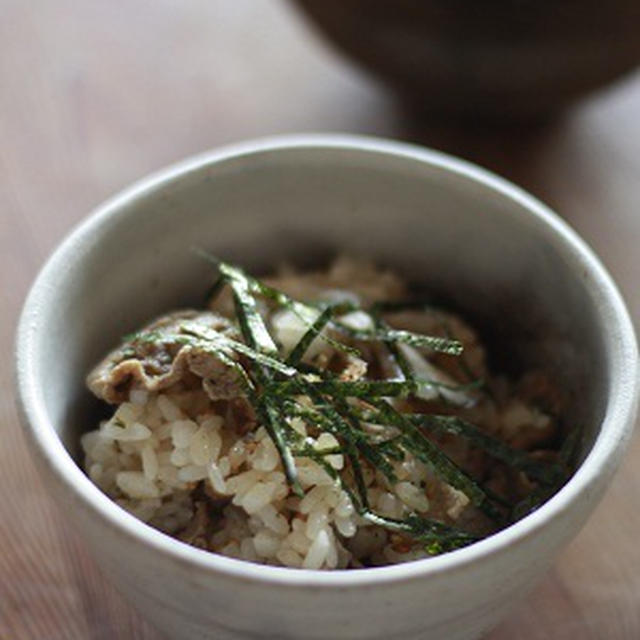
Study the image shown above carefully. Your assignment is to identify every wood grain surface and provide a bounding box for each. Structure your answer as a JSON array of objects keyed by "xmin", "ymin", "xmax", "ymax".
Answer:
[{"xmin": 2, "ymin": 2, "xmax": 639, "ymax": 638}]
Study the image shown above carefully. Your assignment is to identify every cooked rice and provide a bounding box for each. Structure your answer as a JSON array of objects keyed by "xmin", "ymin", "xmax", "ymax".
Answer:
[{"xmin": 82, "ymin": 257, "xmax": 558, "ymax": 569}]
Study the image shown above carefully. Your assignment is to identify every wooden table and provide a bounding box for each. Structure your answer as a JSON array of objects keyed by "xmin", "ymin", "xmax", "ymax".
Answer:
[{"xmin": 2, "ymin": 2, "xmax": 639, "ymax": 638}]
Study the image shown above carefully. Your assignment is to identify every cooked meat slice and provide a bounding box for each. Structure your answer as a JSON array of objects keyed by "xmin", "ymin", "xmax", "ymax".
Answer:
[
  {"xmin": 259, "ymin": 256, "xmax": 407, "ymax": 308},
  {"xmin": 87, "ymin": 310, "xmax": 245, "ymax": 403}
]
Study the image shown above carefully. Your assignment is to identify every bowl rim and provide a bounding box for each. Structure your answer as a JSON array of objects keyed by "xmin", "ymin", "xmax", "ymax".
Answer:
[{"xmin": 15, "ymin": 133, "xmax": 639, "ymax": 588}]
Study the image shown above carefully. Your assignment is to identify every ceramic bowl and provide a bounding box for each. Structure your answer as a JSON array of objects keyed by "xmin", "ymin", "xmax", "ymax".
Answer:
[{"xmin": 16, "ymin": 135, "xmax": 638, "ymax": 640}]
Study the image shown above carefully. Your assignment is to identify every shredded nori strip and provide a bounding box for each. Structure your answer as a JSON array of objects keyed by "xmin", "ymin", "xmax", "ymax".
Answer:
[
  {"xmin": 267, "ymin": 377, "xmax": 481, "ymax": 400},
  {"xmin": 364, "ymin": 399, "xmax": 506, "ymax": 522},
  {"xmin": 375, "ymin": 412, "xmax": 564, "ymax": 486},
  {"xmin": 220, "ymin": 261, "xmax": 302, "ymax": 495},
  {"xmin": 333, "ymin": 321, "xmax": 463, "ymax": 356},
  {"xmin": 127, "ymin": 256, "xmax": 573, "ymax": 553},
  {"xmin": 285, "ymin": 304, "xmax": 342, "ymax": 366}
]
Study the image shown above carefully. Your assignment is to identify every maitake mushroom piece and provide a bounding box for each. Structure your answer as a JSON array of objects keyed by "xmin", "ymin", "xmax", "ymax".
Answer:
[{"xmin": 86, "ymin": 310, "xmax": 245, "ymax": 404}]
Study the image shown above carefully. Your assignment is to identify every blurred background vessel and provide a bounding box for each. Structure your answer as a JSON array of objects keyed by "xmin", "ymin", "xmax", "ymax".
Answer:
[{"xmin": 293, "ymin": 0, "xmax": 640, "ymax": 119}]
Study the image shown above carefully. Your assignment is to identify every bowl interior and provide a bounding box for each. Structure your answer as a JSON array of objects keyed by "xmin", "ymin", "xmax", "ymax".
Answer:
[{"xmin": 30, "ymin": 142, "xmax": 608, "ymax": 472}]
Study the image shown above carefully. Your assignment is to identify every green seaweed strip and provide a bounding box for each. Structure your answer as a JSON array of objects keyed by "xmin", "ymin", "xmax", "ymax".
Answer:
[
  {"xmin": 133, "ymin": 327, "xmax": 297, "ymax": 377},
  {"xmin": 368, "ymin": 399, "xmax": 504, "ymax": 522},
  {"xmin": 362, "ymin": 512, "xmax": 478, "ymax": 552},
  {"xmin": 379, "ymin": 329, "xmax": 463, "ymax": 355},
  {"xmin": 284, "ymin": 438, "xmax": 342, "ymax": 485},
  {"xmin": 248, "ymin": 377, "xmax": 303, "ymax": 496},
  {"xmin": 371, "ymin": 312, "xmax": 417, "ymax": 391},
  {"xmin": 223, "ymin": 263, "xmax": 360, "ymax": 357},
  {"xmin": 510, "ymin": 480, "xmax": 561, "ymax": 521},
  {"xmin": 194, "ymin": 341, "xmax": 256, "ymax": 394},
  {"xmin": 511, "ymin": 426, "xmax": 577, "ymax": 519},
  {"xmin": 279, "ymin": 425, "xmax": 340, "ymax": 471},
  {"xmin": 219, "ymin": 262, "xmax": 278, "ymax": 355},
  {"xmin": 285, "ymin": 439, "xmax": 370, "ymax": 527},
  {"xmin": 220, "ymin": 262, "xmax": 302, "ymax": 495},
  {"xmin": 435, "ymin": 315, "xmax": 491, "ymax": 396},
  {"xmin": 372, "ymin": 435, "xmax": 405, "ymax": 462},
  {"xmin": 204, "ymin": 275, "xmax": 225, "ymax": 307},
  {"xmin": 190, "ymin": 248, "xmax": 226, "ymax": 305},
  {"xmin": 402, "ymin": 414, "xmax": 564, "ymax": 486},
  {"xmin": 559, "ymin": 425, "xmax": 581, "ymax": 467},
  {"xmin": 180, "ymin": 324, "xmax": 299, "ymax": 377},
  {"xmin": 126, "ymin": 330, "xmax": 263, "ymax": 392},
  {"xmin": 332, "ymin": 395, "xmax": 398, "ymax": 484},
  {"xmin": 292, "ymin": 445, "xmax": 344, "ymax": 457},
  {"xmin": 259, "ymin": 407, "xmax": 303, "ymax": 496},
  {"xmin": 285, "ymin": 305, "xmax": 337, "ymax": 366},
  {"xmin": 253, "ymin": 383, "xmax": 303, "ymax": 496},
  {"xmin": 304, "ymin": 403, "xmax": 372, "ymax": 507},
  {"xmin": 294, "ymin": 396, "xmax": 396, "ymax": 482},
  {"xmin": 274, "ymin": 398, "xmax": 480, "ymax": 553},
  {"xmin": 269, "ymin": 378, "xmax": 413, "ymax": 399},
  {"xmin": 372, "ymin": 300, "xmax": 482, "ymax": 390},
  {"xmin": 242, "ymin": 271, "xmax": 319, "ymax": 321},
  {"xmin": 294, "ymin": 392, "xmax": 415, "ymax": 491},
  {"xmin": 332, "ymin": 319, "xmax": 463, "ymax": 356},
  {"xmin": 182, "ymin": 257, "xmax": 568, "ymax": 547},
  {"xmin": 283, "ymin": 419, "xmax": 474, "ymax": 553},
  {"xmin": 270, "ymin": 377, "xmax": 480, "ymax": 400},
  {"xmin": 284, "ymin": 400, "xmax": 405, "ymax": 465},
  {"xmin": 283, "ymin": 394, "xmax": 373, "ymax": 507},
  {"xmin": 259, "ymin": 395, "xmax": 304, "ymax": 497},
  {"xmin": 372, "ymin": 314, "xmax": 478, "ymax": 447}
]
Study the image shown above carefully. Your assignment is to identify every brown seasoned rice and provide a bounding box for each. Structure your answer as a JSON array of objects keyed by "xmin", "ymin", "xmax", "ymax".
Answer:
[{"xmin": 82, "ymin": 258, "xmax": 559, "ymax": 569}]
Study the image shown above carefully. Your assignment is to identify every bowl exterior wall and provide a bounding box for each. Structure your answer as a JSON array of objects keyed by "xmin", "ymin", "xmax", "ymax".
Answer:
[
  {"xmin": 16, "ymin": 136, "xmax": 638, "ymax": 640},
  {"xmin": 43, "ymin": 457, "xmax": 598, "ymax": 640}
]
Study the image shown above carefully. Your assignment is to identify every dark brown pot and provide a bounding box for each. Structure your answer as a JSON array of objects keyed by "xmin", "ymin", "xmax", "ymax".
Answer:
[{"xmin": 293, "ymin": 0, "xmax": 640, "ymax": 120}]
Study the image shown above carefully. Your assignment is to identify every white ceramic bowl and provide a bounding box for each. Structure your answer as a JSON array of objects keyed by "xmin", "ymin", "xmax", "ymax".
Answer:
[{"xmin": 16, "ymin": 135, "xmax": 639, "ymax": 640}]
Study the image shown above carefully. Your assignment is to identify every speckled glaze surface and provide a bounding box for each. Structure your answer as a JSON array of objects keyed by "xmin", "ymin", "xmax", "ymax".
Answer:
[{"xmin": 16, "ymin": 135, "xmax": 639, "ymax": 640}]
